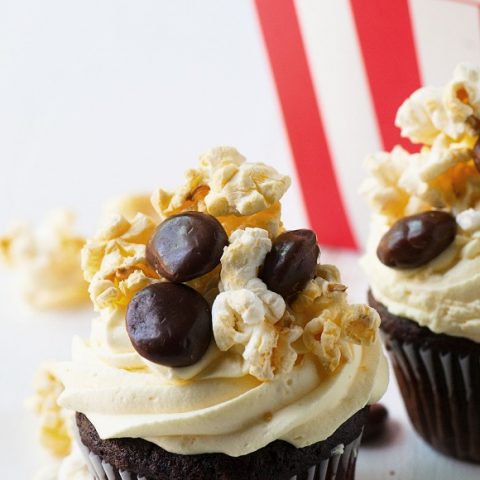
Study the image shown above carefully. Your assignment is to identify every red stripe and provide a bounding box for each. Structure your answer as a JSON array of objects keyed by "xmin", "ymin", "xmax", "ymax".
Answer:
[
  {"xmin": 254, "ymin": 0, "xmax": 357, "ymax": 249},
  {"xmin": 350, "ymin": 0, "xmax": 422, "ymax": 151}
]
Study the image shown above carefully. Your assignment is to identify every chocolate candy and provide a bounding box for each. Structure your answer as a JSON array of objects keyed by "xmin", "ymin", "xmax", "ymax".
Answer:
[
  {"xmin": 146, "ymin": 212, "xmax": 228, "ymax": 282},
  {"xmin": 474, "ymin": 137, "xmax": 480, "ymax": 173},
  {"xmin": 126, "ymin": 283, "xmax": 212, "ymax": 368},
  {"xmin": 377, "ymin": 211, "xmax": 456, "ymax": 269},
  {"xmin": 260, "ymin": 229, "xmax": 319, "ymax": 299},
  {"xmin": 362, "ymin": 403, "xmax": 389, "ymax": 444}
]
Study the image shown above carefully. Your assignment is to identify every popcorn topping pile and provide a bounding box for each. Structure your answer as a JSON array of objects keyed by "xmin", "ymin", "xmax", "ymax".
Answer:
[
  {"xmin": 79, "ymin": 147, "xmax": 380, "ymax": 381},
  {"xmin": 151, "ymin": 146, "xmax": 289, "ymax": 237},
  {"xmin": 362, "ymin": 64, "xmax": 480, "ymax": 228}
]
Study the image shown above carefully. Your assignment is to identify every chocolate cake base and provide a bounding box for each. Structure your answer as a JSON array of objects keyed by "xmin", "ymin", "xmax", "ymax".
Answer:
[
  {"xmin": 369, "ymin": 291, "xmax": 480, "ymax": 463},
  {"xmin": 76, "ymin": 407, "xmax": 368, "ymax": 480}
]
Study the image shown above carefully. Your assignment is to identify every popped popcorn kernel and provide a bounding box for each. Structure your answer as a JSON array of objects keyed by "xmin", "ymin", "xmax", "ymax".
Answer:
[
  {"xmin": 457, "ymin": 208, "xmax": 480, "ymax": 232},
  {"xmin": 396, "ymin": 63, "xmax": 480, "ymax": 145},
  {"xmin": 104, "ymin": 193, "xmax": 160, "ymax": 222},
  {"xmin": 81, "ymin": 213, "xmax": 158, "ymax": 311},
  {"xmin": 342, "ymin": 304, "xmax": 380, "ymax": 345},
  {"xmin": 289, "ymin": 260, "xmax": 377, "ymax": 373},
  {"xmin": 205, "ymin": 161, "xmax": 290, "ymax": 217},
  {"xmin": 291, "ymin": 264, "xmax": 348, "ymax": 327},
  {"xmin": 304, "ymin": 313, "xmax": 343, "ymax": 372},
  {"xmin": 216, "ymin": 202, "xmax": 283, "ymax": 237},
  {"xmin": 361, "ymin": 147, "xmax": 425, "ymax": 221},
  {"xmin": 29, "ymin": 366, "xmax": 72, "ymax": 458},
  {"xmin": 0, "ymin": 210, "xmax": 88, "ymax": 309}
]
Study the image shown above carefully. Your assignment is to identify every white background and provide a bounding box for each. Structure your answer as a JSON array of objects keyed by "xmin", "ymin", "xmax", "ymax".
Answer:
[
  {"xmin": 0, "ymin": 0, "xmax": 307, "ymax": 234},
  {"xmin": 0, "ymin": 1, "xmax": 479, "ymax": 478}
]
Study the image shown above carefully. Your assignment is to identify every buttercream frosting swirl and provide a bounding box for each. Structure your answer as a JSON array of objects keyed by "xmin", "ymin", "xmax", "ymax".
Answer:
[{"xmin": 362, "ymin": 63, "xmax": 480, "ymax": 343}]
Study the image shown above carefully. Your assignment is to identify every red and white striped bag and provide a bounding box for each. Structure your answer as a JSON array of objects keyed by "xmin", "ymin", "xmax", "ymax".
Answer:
[{"xmin": 254, "ymin": 0, "xmax": 480, "ymax": 249}]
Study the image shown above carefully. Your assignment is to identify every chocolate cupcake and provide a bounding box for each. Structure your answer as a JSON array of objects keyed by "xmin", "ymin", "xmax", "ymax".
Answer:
[
  {"xmin": 362, "ymin": 64, "xmax": 480, "ymax": 463},
  {"xmin": 54, "ymin": 147, "xmax": 387, "ymax": 479}
]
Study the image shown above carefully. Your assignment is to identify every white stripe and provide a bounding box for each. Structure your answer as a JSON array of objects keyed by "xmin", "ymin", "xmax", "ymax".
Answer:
[
  {"xmin": 293, "ymin": 0, "xmax": 383, "ymax": 248},
  {"xmin": 409, "ymin": 0, "xmax": 480, "ymax": 84}
]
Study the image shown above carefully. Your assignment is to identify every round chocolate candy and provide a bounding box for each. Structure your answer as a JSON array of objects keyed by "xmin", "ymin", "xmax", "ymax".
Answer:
[
  {"xmin": 260, "ymin": 229, "xmax": 319, "ymax": 299},
  {"xmin": 377, "ymin": 211, "xmax": 457, "ymax": 269},
  {"xmin": 362, "ymin": 403, "xmax": 389, "ymax": 444},
  {"xmin": 146, "ymin": 212, "xmax": 228, "ymax": 282},
  {"xmin": 126, "ymin": 283, "xmax": 212, "ymax": 368},
  {"xmin": 474, "ymin": 137, "xmax": 480, "ymax": 173}
]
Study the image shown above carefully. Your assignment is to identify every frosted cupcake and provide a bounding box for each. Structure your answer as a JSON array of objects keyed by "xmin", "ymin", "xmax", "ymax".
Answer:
[
  {"xmin": 54, "ymin": 147, "xmax": 387, "ymax": 479},
  {"xmin": 362, "ymin": 64, "xmax": 480, "ymax": 463}
]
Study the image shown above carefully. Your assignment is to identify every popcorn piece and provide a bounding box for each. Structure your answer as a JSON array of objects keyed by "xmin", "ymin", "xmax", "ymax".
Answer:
[
  {"xmin": 205, "ymin": 160, "xmax": 291, "ymax": 217},
  {"xmin": 212, "ymin": 228, "xmax": 301, "ymax": 381},
  {"xmin": 293, "ymin": 265, "xmax": 380, "ymax": 372},
  {"xmin": 413, "ymin": 135, "xmax": 480, "ymax": 211},
  {"xmin": 0, "ymin": 210, "xmax": 88, "ymax": 310},
  {"xmin": 396, "ymin": 63, "xmax": 480, "ymax": 144},
  {"xmin": 29, "ymin": 366, "xmax": 72, "ymax": 458},
  {"xmin": 219, "ymin": 228, "xmax": 272, "ymax": 291},
  {"xmin": 152, "ymin": 169, "xmax": 207, "ymax": 218},
  {"xmin": 199, "ymin": 145, "xmax": 246, "ymax": 171},
  {"xmin": 419, "ymin": 134, "xmax": 474, "ymax": 183},
  {"xmin": 151, "ymin": 147, "xmax": 290, "ymax": 236},
  {"xmin": 304, "ymin": 313, "xmax": 343, "ymax": 372},
  {"xmin": 303, "ymin": 304, "xmax": 380, "ymax": 372},
  {"xmin": 291, "ymin": 264, "xmax": 348, "ymax": 327},
  {"xmin": 271, "ymin": 322, "xmax": 303, "ymax": 376},
  {"xmin": 216, "ymin": 202, "xmax": 284, "ymax": 238},
  {"xmin": 104, "ymin": 193, "xmax": 160, "ymax": 222},
  {"xmin": 457, "ymin": 208, "xmax": 480, "ymax": 232},
  {"xmin": 395, "ymin": 86, "xmax": 442, "ymax": 145},
  {"xmin": 342, "ymin": 304, "xmax": 380, "ymax": 345},
  {"xmin": 361, "ymin": 146, "xmax": 422, "ymax": 220},
  {"xmin": 81, "ymin": 213, "xmax": 158, "ymax": 311}
]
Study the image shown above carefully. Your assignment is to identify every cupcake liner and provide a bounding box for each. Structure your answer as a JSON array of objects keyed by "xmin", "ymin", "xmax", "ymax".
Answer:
[
  {"xmin": 74, "ymin": 425, "xmax": 362, "ymax": 480},
  {"xmin": 289, "ymin": 435, "xmax": 360, "ymax": 480},
  {"xmin": 383, "ymin": 332, "xmax": 480, "ymax": 463}
]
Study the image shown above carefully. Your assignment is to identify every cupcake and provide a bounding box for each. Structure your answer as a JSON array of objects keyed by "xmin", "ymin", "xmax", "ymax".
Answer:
[
  {"xmin": 362, "ymin": 64, "xmax": 480, "ymax": 463},
  {"xmin": 53, "ymin": 147, "xmax": 387, "ymax": 479}
]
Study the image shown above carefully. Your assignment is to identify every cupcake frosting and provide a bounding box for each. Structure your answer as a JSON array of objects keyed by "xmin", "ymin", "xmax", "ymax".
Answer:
[
  {"xmin": 362, "ymin": 63, "xmax": 480, "ymax": 343},
  {"xmin": 55, "ymin": 147, "xmax": 387, "ymax": 457}
]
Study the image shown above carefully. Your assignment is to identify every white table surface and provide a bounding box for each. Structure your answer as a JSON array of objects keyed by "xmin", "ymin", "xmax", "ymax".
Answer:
[{"xmin": 1, "ymin": 250, "xmax": 479, "ymax": 479}]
